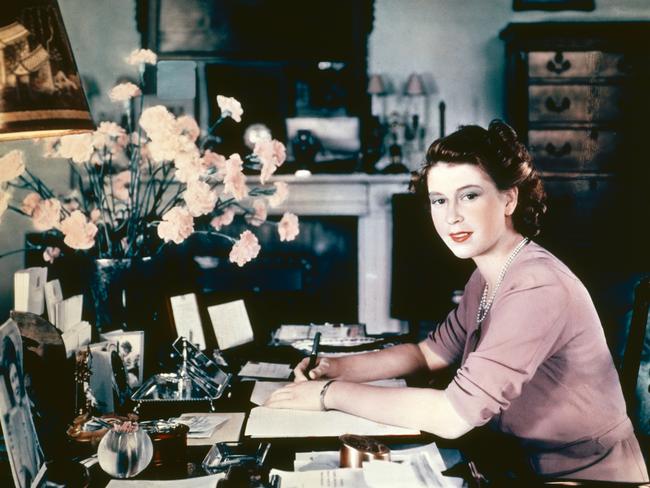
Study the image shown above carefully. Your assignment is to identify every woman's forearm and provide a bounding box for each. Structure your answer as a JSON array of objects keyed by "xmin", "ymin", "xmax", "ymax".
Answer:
[
  {"xmin": 331, "ymin": 343, "xmax": 430, "ymax": 382},
  {"xmin": 325, "ymin": 382, "xmax": 472, "ymax": 439}
]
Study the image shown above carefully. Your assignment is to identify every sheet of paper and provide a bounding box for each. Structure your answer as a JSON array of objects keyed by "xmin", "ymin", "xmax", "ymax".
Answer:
[
  {"xmin": 169, "ymin": 293, "xmax": 206, "ymax": 350},
  {"xmin": 245, "ymin": 406, "xmax": 419, "ymax": 438},
  {"xmin": 269, "ymin": 468, "xmax": 369, "ymax": 488},
  {"xmin": 44, "ymin": 279, "xmax": 63, "ymax": 323},
  {"xmin": 294, "ymin": 451, "xmax": 340, "ymax": 471},
  {"xmin": 106, "ymin": 473, "xmax": 226, "ymax": 488},
  {"xmin": 179, "ymin": 412, "xmax": 246, "ymax": 446},
  {"xmin": 207, "ymin": 299, "xmax": 254, "ymax": 350},
  {"xmin": 250, "ymin": 381, "xmax": 290, "ymax": 406},
  {"xmin": 13, "ymin": 267, "xmax": 47, "ymax": 315},
  {"xmin": 172, "ymin": 414, "xmax": 229, "ymax": 438},
  {"xmin": 239, "ymin": 361, "xmax": 292, "ymax": 379},
  {"xmin": 54, "ymin": 294, "xmax": 83, "ymax": 332}
]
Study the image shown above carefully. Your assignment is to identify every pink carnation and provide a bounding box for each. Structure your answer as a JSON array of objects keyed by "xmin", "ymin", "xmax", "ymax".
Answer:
[
  {"xmin": 176, "ymin": 115, "xmax": 201, "ymax": 142},
  {"xmin": 59, "ymin": 210, "xmax": 98, "ymax": 250},
  {"xmin": 278, "ymin": 212, "xmax": 299, "ymax": 242},
  {"xmin": 0, "ymin": 150, "xmax": 25, "ymax": 183},
  {"xmin": 59, "ymin": 134, "xmax": 94, "ymax": 163},
  {"xmin": 126, "ymin": 49, "xmax": 157, "ymax": 66},
  {"xmin": 157, "ymin": 206, "xmax": 194, "ymax": 244},
  {"xmin": 21, "ymin": 192, "xmax": 42, "ymax": 216},
  {"xmin": 210, "ymin": 208, "xmax": 235, "ymax": 231},
  {"xmin": 268, "ymin": 181, "xmax": 289, "ymax": 208},
  {"xmin": 223, "ymin": 153, "xmax": 248, "ymax": 201},
  {"xmin": 43, "ymin": 247, "xmax": 61, "ymax": 263},
  {"xmin": 139, "ymin": 105, "xmax": 179, "ymax": 141},
  {"xmin": 93, "ymin": 122, "xmax": 128, "ymax": 153},
  {"xmin": 216, "ymin": 95, "xmax": 243, "ymax": 123},
  {"xmin": 109, "ymin": 82, "xmax": 142, "ymax": 102},
  {"xmin": 184, "ymin": 180, "xmax": 218, "ymax": 217},
  {"xmin": 0, "ymin": 190, "xmax": 11, "ymax": 223},
  {"xmin": 201, "ymin": 150, "xmax": 227, "ymax": 179},
  {"xmin": 229, "ymin": 230, "xmax": 261, "ymax": 267},
  {"xmin": 32, "ymin": 198, "xmax": 62, "ymax": 231},
  {"xmin": 246, "ymin": 200, "xmax": 267, "ymax": 227},
  {"xmin": 254, "ymin": 140, "xmax": 286, "ymax": 184},
  {"xmin": 90, "ymin": 208, "xmax": 101, "ymax": 223},
  {"xmin": 112, "ymin": 170, "xmax": 131, "ymax": 201},
  {"xmin": 42, "ymin": 138, "xmax": 60, "ymax": 158}
]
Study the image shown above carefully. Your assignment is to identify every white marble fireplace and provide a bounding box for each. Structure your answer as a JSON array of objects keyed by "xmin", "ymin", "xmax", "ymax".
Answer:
[{"xmin": 266, "ymin": 173, "xmax": 411, "ymax": 335}]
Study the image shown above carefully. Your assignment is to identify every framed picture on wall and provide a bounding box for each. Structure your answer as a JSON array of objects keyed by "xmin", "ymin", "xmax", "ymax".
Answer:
[{"xmin": 513, "ymin": 0, "xmax": 595, "ymax": 10}]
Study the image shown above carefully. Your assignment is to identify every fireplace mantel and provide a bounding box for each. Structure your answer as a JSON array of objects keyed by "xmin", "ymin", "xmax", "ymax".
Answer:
[{"xmin": 265, "ymin": 173, "xmax": 412, "ymax": 334}]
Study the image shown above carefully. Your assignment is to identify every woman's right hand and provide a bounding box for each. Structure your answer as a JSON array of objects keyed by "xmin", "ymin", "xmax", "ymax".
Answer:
[{"xmin": 293, "ymin": 356, "xmax": 340, "ymax": 382}]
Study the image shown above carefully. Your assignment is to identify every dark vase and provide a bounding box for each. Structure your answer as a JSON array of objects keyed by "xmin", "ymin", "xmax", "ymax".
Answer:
[
  {"xmin": 89, "ymin": 259, "xmax": 133, "ymax": 333},
  {"xmin": 89, "ymin": 258, "xmax": 162, "ymax": 334}
]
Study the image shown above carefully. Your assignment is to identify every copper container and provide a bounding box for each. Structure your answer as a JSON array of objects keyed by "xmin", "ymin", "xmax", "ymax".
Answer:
[
  {"xmin": 339, "ymin": 434, "xmax": 390, "ymax": 468},
  {"xmin": 140, "ymin": 420, "xmax": 189, "ymax": 467}
]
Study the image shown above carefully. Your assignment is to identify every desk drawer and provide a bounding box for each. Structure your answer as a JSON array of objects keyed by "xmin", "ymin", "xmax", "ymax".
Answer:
[
  {"xmin": 529, "ymin": 51, "xmax": 626, "ymax": 78},
  {"xmin": 529, "ymin": 85, "xmax": 623, "ymax": 123},
  {"xmin": 528, "ymin": 129, "xmax": 620, "ymax": 172}
]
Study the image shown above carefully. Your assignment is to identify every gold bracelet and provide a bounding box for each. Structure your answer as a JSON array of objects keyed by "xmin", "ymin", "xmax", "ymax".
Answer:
[{"xmin": 319, "ymin": 379, "xmax": 336, "ymax": 411}]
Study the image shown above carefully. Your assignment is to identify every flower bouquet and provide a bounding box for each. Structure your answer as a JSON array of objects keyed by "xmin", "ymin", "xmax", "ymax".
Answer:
[{"xmin": 0, "ymin": 49, "xmax": 300, "ymax": 267}]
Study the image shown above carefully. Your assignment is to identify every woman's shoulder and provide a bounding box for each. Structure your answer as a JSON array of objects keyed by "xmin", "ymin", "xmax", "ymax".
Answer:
[{"xmin": 507, "ymin": 241, "xmax": 583, "ymax": 293}]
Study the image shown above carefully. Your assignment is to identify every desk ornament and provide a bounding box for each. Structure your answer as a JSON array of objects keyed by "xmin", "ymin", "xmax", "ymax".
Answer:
[
  {"xmin": 97, "ymin": 420, "xmax": 153, "ymax": 478},
  {"xmin": 139, "ymin": 419, "xmax": 189, "ymax": 467},
  {"xmin": 131, "ymin": 337, "xmax": 232, "ymax": 412},
  {"xmin": 339, "ymin": 434, "xmax": 391, "ymax": 468},
  {"xmin": 202, "ymin": 441, "xmax": 271, "ymax": 472}
]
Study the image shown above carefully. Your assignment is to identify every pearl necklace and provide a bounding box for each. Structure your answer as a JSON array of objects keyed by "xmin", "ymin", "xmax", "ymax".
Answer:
[{"xmin": 476, "ymin": 237, "xmax": 529, "ymax": 325}]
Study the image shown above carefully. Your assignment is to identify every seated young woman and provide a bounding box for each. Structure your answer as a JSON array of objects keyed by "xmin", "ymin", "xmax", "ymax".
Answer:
[{"xmin": 265, "ymin": 120, "xmax": 648, "ymax": 482}]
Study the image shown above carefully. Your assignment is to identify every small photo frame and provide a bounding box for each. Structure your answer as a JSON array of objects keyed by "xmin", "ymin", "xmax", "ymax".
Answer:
[
  {"xmin": 513, "ymin": 0, "xmax": 594, "ymax": 11},
  {"xmin": 100, "ymin": 331, "xmax": 145, "ymax": 388}
]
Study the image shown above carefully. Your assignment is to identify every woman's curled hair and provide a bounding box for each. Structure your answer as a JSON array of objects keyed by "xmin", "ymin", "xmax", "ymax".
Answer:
[{"xmin": 410, "ymin": 119, "xmax": 546, "ymax": 237}]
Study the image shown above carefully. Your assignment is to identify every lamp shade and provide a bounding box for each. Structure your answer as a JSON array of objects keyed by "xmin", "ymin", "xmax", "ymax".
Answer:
[
  {"xmin": 0, "ymin": 0, "xmax": 94, "ymax": 141},
  {"xmin": 405, "ymin": 73, "xmax": 425, "ymax": 96},
  {"xmin": 367, "ymin": 74, "xmax": 386, "ymax": 95}
]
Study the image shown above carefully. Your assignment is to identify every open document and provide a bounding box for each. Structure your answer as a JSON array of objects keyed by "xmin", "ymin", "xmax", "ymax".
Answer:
[{"xmin": 246, "ymin": 406, "xmax": 419, "ymax": 438}]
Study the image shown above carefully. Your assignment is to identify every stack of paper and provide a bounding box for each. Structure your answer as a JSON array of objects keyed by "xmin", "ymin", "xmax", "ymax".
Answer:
[
  {"xmin": 239, "ymin": 361, "xmax": 292, "ymax": 379},
  {"xmin": 177, "ymin": 412, "xmax": 246, "ymax": 446},
  {"xmin": 173, "ymin": 414, "xmax": 229, "ymax": 439},
  {"xmin": 272, "ymin": 323, "xmax": 366, "ymax": 345},
  {"xmin": 275, "ymin": 442, "xmax": 464, "ymax": 488}
]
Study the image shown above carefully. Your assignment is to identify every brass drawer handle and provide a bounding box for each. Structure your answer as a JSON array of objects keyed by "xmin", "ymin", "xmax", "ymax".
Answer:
[
  {"xmin": 546, "ymin": 52, "xmax": 571, "ymax": 75},
  {"xmin": 545, "ymin": 142, "xmax": 572, "ymax": 158},
  {"xmin": 545, "ymin": 97, "xmax": 571, "ymax": 113}
]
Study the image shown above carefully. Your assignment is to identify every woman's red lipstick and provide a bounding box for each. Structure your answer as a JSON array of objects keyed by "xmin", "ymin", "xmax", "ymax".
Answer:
[{"xmin": 450, "ymin": 232, "xmax": 472, "ymax": 243}]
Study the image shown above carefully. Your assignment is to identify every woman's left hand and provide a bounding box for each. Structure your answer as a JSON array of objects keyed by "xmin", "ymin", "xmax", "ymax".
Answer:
[{"xmin": 264, "ymin": 381, "xmax": 327, "ymax": 411}]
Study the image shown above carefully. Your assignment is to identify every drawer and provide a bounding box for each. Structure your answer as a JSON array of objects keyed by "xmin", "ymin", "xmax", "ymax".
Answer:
[
  {"xmin": 529, "ymin": 51, "xmax": 626, "ymax": 78},
  {"xmin": 529, "ymin": 85, "xmax": 623, "ymax": 123},
  {"xmin": 528, "ymin": 129, "xmax": 620, "ymax": 172}
]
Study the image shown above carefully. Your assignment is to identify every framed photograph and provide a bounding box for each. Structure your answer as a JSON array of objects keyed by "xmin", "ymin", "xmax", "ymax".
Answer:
[
  {"xmin": 513, "ymin": 0, "xmax": 595, "ymax": 10},
  {"xmin": 100, "ymin": 330, "xmax": 145, "ymax": 388},
  {"xmin": 0, "ymin": 319, "xmax": 44, "ymax": 488}
]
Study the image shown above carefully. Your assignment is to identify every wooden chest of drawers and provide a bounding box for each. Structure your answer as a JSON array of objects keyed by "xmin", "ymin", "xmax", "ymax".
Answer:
[{"xmin": 500, "ymin": 22, "xmax": 650, "ymax": 272}]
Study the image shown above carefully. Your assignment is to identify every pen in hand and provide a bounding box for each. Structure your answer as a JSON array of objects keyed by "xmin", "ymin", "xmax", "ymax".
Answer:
[{"xmin": 305, "ymin": 331, "xmax": 321, "ymax": 380}]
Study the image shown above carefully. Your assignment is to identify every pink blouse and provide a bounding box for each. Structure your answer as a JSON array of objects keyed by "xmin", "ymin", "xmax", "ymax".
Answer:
[{"xmin": 426, "ymin": 241, "xmax": 647, "ymax": 480}]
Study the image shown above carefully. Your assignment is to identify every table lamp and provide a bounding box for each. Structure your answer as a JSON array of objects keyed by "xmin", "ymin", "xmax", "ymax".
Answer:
[{"xmin": 0, "ymin": 0, "xmax": 94, "ymax": 141}]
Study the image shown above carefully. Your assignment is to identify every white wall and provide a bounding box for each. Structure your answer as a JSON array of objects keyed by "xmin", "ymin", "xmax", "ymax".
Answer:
[{"xmin": 1, "ymin": 0, "xmax": 649, "ymax": 318}]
